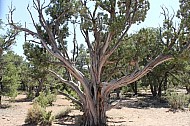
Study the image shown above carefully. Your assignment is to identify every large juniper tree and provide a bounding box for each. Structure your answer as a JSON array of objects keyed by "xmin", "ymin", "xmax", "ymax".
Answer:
[{"xmin": 9, "ymin": 0, "xmax": 190, "ymax": 125}]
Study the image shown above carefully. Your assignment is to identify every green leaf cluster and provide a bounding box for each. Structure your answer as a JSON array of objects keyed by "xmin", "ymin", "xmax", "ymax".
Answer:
[{"xmin": 0, "ymin": 51, "xmax": 23, "ymax": 98}]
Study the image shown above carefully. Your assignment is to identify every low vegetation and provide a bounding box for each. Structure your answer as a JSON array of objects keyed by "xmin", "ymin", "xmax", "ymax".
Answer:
[
  {"xmin": 25, "ymin": 103, "xmax": 54, "ymax": 126},
  {"xmin": 166, "ymin": 91, "xmax": 190, "ymax": 110},
  {"xmin": 55, "ymin": 107, "xmax": 72, "ymax": 119},
  {"xmin": 34, "ymin": 91, "xmax": 56, "ymax": 108}
]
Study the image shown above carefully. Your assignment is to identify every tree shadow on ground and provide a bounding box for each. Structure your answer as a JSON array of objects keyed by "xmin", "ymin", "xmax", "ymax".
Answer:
[
  {"xmin": 116, "ymin": 93, "xmax": 169, "ymax": 109},
  {"xmin": 107, "ymin": 116, "xmax": 126, "ymax": 125},
  {"xmin": 14, "ymin": 97, "xmax": 32, "ymax": 103},
  {"xmin": 22, "ymin": 124, "xmax": 36, "ymax": 126},
  {"xmin": 0, "ymin": 104, "xmax": 11, "ymax": 109},
  {"xmin": 54, "ymin": 115, "xmax": 82, "ymax": 126}
]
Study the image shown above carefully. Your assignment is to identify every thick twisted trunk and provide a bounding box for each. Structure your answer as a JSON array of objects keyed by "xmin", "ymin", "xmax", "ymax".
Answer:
[
  {"xmin": 82, "ymin": 86, "xmax": 107, "ymax": 126},
  {"xmin": 96, "ymin": 87, "xmax": 107, "ymax": 126},
  {"xmin": 83, "ymin": 105, "xmax": 106, "ymax": 126}
]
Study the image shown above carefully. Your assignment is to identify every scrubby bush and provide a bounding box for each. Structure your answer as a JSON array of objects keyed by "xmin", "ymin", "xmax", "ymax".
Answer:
[
  {"xmin": 26, "ymin": 91, "xmax": 35, "ymax": 100},
  {"xmin": 55, "ymin": 107, "xmax": 72, "ymax": 119},
  {"xmin": 34, "ymin": 91, "xmax": 56, "ymax": 108},
  {"xmin": 166, "ymin": 91, "xmax": 189, "ymax": 110},
  {"xmin": 41, "ymin": 111, "xmax": 54, "ymax": 126},
  {"xmin": 25, "ymin": 103, "xmax": 54, "ymax": 126},
  {"xmin": 25, "ymin": 103, "xmax": 44, "ymax": 124}
]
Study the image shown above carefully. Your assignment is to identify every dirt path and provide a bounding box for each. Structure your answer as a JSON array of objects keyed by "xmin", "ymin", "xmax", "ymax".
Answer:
[
  {"xmin": 0, "ymin": 95, "xmax": 32, "ymax": 126},
  {"xmin": 107, "ymin": 108, "xmax": 190, "ymax": 126},
  {"xmin": 0, "ymin": 94, "xmax": 190, "ymax": 126}
]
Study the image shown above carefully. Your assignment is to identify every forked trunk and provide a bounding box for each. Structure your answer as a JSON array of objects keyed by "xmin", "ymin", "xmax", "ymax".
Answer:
[
  {"xmin": 83, "ymin": 107, "xmax": 106, "ymax": 126},
  {"xmin": 82, "ymin": 87, "xmax": 107, "ymax": 126}
]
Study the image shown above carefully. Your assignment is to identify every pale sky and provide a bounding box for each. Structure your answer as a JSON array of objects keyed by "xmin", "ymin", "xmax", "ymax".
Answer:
[{"xmin": 0, "ymin": 0, "xmax": 180, "ymax": 56}]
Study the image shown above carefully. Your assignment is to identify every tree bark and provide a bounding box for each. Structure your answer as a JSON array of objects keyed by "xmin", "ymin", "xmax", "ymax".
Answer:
[
  {"xmin": 96, "ymin": 87, "xmax": 107, "ymax": 126},
  {"xmin": 163, "ymin": 73, "xmax": 168, "ymax": 92},
  {"xmin": 35, "ymin": 79, "xmax": 43, "ymax": 97},
  {"xmin": 150, "ymin": 83, "xmax": 157, "ymax": 97},
  {"xmin": 158, "ymin": 82, "xmax": 162, "ymax": 97},
  {"xmin": 0, "ymin": 95, "xmax": 2, "ymax": 106},
  {"xmin": 115, "ymin": 88, "xmax": 120, "ymax": 99},
  {"xmin": 0, "ymin": 77, "xmax": 2, "ymax": 106},
  {"xmin": 82, "ymin": 86, "xmax": 107, "ymax": 126},
  {"xmin": 83, "ymin": 103, "xmax": 106, "ymax": 126},
  {"xmin": 186, "ymin": 86, "xmax": 190, "ymax": 94},
  {"xmin": 131, "ymin": 82, "xmax": 138, "ymax": 95}
]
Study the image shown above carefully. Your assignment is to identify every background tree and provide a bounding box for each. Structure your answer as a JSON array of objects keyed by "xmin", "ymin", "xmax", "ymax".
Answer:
[
  {"xmin": 0, "ymin": 20, "xmax": 19, "ymax": 105},
  {"xmin": 23, "ymin": 42, "xmax": 62, "ymax": 98},
  {"xmin": 0, "ymin": 51, "xmax": 23, "ymax": 105},
  {"xmin": 9, "ymin": 0, "xmax": 190, "ymax": 125}
]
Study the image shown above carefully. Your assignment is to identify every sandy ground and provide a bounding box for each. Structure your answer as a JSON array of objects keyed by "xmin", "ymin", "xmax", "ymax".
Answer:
[{"xmin": 0, "ymin": 94, "xmax": 190, "ymax": 126}]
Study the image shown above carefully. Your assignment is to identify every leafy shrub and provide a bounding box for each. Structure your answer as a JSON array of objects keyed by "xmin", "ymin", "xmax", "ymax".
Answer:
[
  {"xmin": 25, "ymin": 103, "xmax": 54, "ymax": 126},
  {"xmin": 26, "ymin": 91, "xmax": 35, "ymax": 99},
  {"xmin": 121, "ymin": 86, "xmax": 132, "ymax": 94},
  {"xmin": 55, "ymin": 107, "xmax": 72, "ymax": 119},
  {"xmin": 41, "ymin": 111, "xmax": 54, "ymax": 126},
  {"xmin": 34, "ymin": 91, "xmax": 56, "ymax": 108},
  {"xmin": 47, "ymin": 92, "xmax": 56, "ymax": 106},
  {"xmin": 166, "ymin": 91, "xmax": 189, "ymax": 110},
  {"xmin": 25, "ymin": 103, "xmax": 45, "ymax": 125}
]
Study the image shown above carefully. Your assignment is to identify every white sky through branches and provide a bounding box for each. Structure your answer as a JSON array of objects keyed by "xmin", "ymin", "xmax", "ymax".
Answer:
[{"xmin": 0, "ymin": 0, "xmax": 179, "ymax": 56}]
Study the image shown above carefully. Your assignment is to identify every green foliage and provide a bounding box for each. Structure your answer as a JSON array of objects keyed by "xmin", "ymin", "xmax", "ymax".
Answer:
[
  {"xmin": 34, "ymin": 91, "xmax": 56, "ymax": 108},
  {"xmin": 103, "ymin": 28, "xmax": 165, "ymax": 81},
  {"xmin": 0, "ymin": 21, "xmax": 19, "ymax": 52},
  {"xmin": 55, "ymin": 107, "xmax": 72, "ymax": 119},
  {"xmin": 23, "ymin": 42, "xmax": 61, "ymax": 97},
  {"xmin": 26, "ymin": 91, "xmax": 35, "ymax": 99},
  {"xmin": 75, "ymin": 44, "xmax": 90, "ymax": 77},
  {"xmin": 41, "ymin": 110, "xmax": 54, "ymax": 126},
  {"xmin": 0, "ymin": 51, "xmax": 23, "ymax": 99},
  {"xmin": 166, "ymin": 91, "xmax": 189, "ymax": 110},
  {"xmin": 25, "ymin": 103, "xmax": 44, "ymax": 125},
  {"xmin": 25, "ymin": 103, "xmax": 54, "ymax": 126},
  {"xmin": 177, "ymin": 0, "xmax": 190, "ymax": 31},
  {"xmin": 121, "ymin": 85, "xmax": 133, "ymax": 94}
]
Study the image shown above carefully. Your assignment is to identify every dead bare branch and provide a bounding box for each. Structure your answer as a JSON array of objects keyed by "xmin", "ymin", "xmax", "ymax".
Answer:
[{"xmin": 48, "ymin": 69, "xmax": 85, "ymax": 103}]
